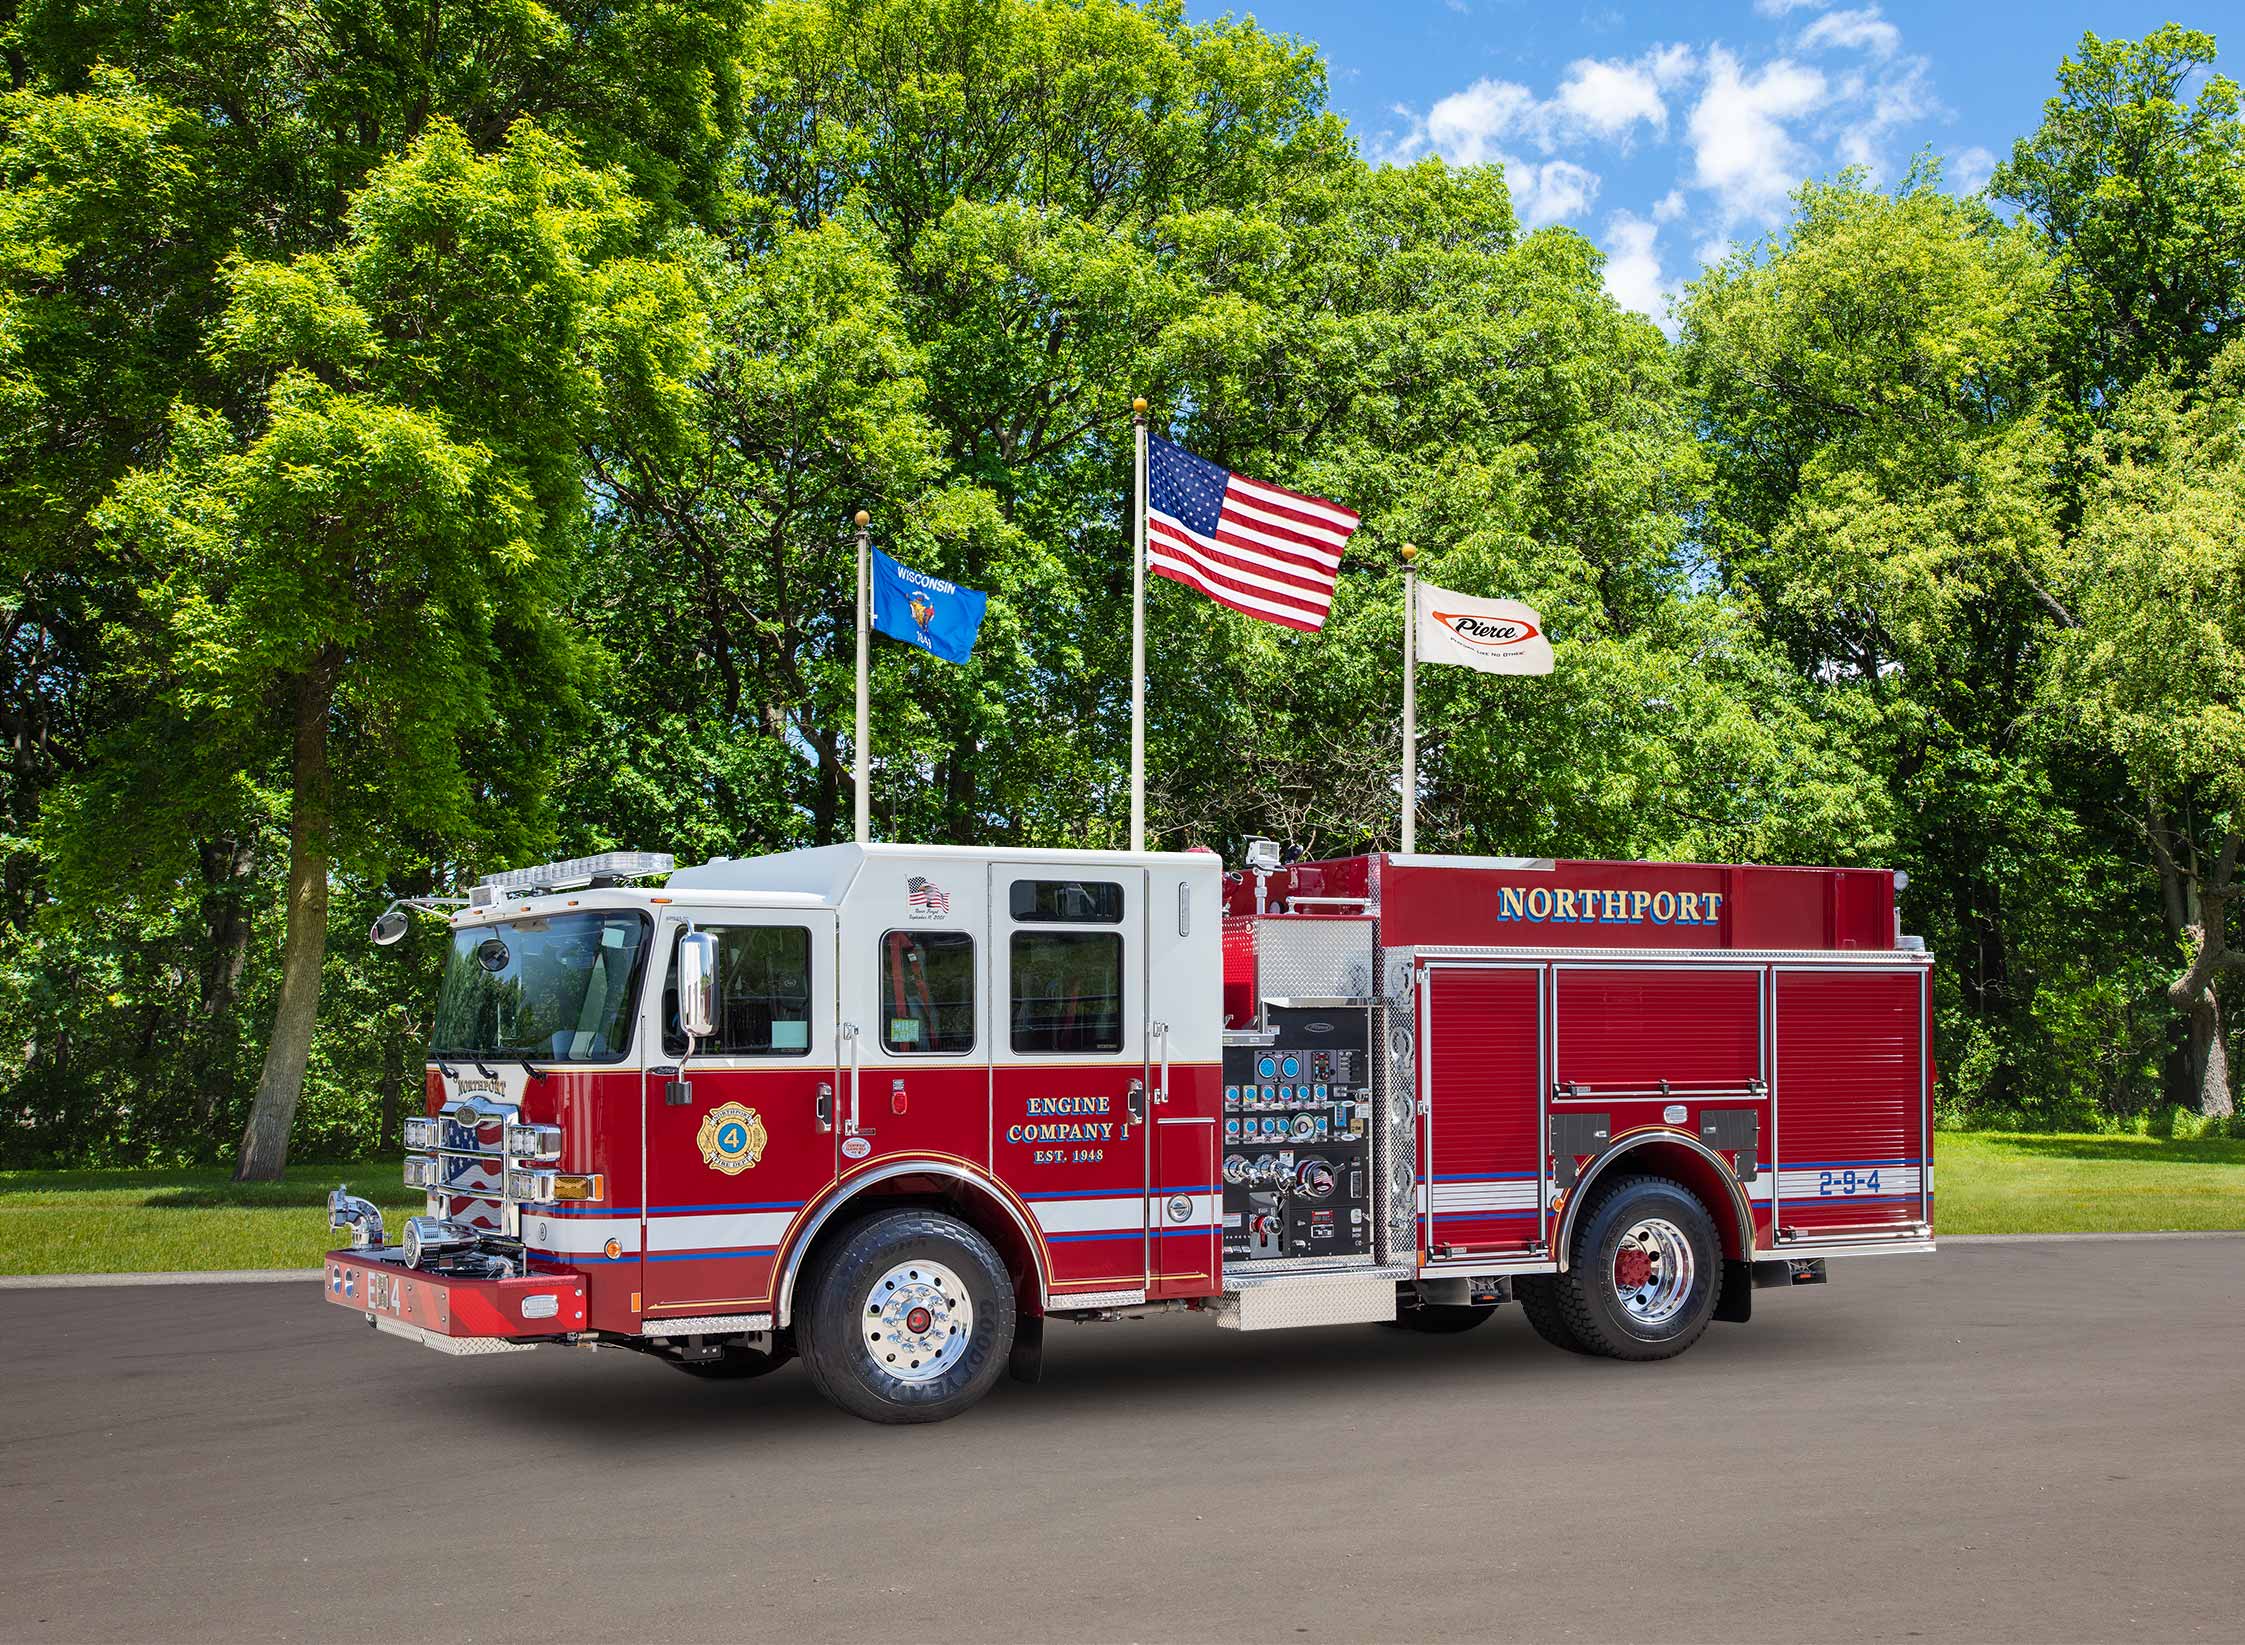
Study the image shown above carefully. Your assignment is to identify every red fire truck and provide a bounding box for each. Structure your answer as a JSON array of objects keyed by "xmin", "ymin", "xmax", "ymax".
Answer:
[{"xmin": 324, "ymin": 841, "xmax": 1934, "ymax": 1423}]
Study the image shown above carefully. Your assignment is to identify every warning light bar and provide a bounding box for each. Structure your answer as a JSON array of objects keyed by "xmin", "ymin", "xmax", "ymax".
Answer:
[{"xmin": 471, "ymin": 851, "xmax": 675, "ymax": 902}]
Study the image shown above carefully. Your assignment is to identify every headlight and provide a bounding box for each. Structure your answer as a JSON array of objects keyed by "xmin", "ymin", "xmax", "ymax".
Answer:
[
  {"xmin": 401, "ymin": 1116, "xmax": 438, "ymax": 1150},
  {"xmin": 504, "ymin": 1122, "xmax": 562, "ymax": 1161},
  {"xmin": 403, "ymin": 1155, "xmax": 436, "ymax": 1190},
  {"xmin": 506, "ymin": 1167, "xmax": 555, "ymax": 1203}
]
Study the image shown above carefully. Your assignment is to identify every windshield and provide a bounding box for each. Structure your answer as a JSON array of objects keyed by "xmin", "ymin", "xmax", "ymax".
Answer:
[{"xmin": 430, "ymin": 912, "xmax": 652, "ymax": 1064}]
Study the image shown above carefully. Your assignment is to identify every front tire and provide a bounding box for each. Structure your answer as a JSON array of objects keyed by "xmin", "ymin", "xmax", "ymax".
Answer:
[
  {"xmin": 798, "ymin": 1209, "xmax": 1015, "ymax": 1423},
  {"xmin": 1550, "ymin": 1175, "xmax": 1720, "ymax": 1361}
]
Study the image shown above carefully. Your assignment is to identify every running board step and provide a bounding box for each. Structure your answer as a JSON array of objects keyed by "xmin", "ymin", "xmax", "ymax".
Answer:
[{"xmin": 1214, "ymin": 1273, "xmax": 1396, "ymax": 1331}]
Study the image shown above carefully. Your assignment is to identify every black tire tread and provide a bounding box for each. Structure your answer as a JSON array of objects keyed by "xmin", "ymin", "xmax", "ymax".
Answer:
[
  {"xmin": 1553, "ymin": 1174, "xmax": 1718, "ymax": 1361},
  {"xmin": 797, "ymin": 1208, "xmax": 1014, "ymax": 1424},
  {"xmin": 1513, "ymin": 1274, "xmax": 1593, "ymax": 1354}
]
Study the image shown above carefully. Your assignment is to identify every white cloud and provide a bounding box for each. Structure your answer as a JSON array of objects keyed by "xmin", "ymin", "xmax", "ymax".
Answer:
[
  {"xmin": 1376, "ymin": 10, "xmax": 1951, "ymax": 260},
  {"xmin": 1951, "ymin": 145, "xmax": 1997, "ymax": 195},
  {"xmin": 1414, "ymin": 76, "xmax": 1543, "ymax": 166},
  {"xmin": 1602, "ymin": 212, "xmax": 1673, "ymax": 329},
  {"xmin": 1556, "ymin": 58, "xmax": 1669, "ymax": 141},
  {"xmin": 1375, "ymin": 79, "xmax": 1604, "ymax": 225},
  {"xmin": 1798, "ymin": 6, "xmax": 1901, "ymax": 59},
  {"xmin": 1833, "ymin": 55, "xmax": 1937, "ymax": 176},
  {"xmin": 1513, "ymin": 159, "xmax": 1601, "ymax": 225},
  {"xmin": 1687, "ymin": 49, "xmax": 1829, "ymax": 228}
]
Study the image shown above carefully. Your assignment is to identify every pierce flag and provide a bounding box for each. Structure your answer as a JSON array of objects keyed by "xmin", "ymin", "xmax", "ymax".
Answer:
[
  {"xmin": 869, "ymin": 546, "xmax": 988, "ymax": 665},
  {"xmin": 1414, "ymin": 581, "xmax": 1553, "ymax": 675}
]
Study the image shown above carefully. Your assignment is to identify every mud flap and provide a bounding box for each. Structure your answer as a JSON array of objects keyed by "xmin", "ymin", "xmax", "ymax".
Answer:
[
  {"xmin": 1715, "ymin": 1258, "xmax": 1753, "ymax": 1324},
  {"xmin": 1008, "ymin": 1312, "xmax": 1045, "ymax": 1384}
]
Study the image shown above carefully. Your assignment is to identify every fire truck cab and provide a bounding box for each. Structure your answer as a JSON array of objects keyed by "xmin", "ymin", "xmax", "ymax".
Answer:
[{"xmin": 325, "ymin": 841, "xmax": 1934, "ymax": 1424}]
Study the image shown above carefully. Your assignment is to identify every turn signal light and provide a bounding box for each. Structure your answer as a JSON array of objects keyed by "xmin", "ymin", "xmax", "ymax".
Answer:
[
  {"xmin": 504, "ymin": 1167, "xmax": 604, "ymax": 1204},
  {"xmin": 403, "ymin": 1155, "xmax": 436, "ymax": 1190}
]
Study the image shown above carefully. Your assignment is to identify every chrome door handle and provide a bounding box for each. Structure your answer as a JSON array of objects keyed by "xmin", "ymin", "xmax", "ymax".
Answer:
[
  {"xmin": 815, "ymin": 1081, "xmax": 834, "ymax": 1133},
  {"xmin": 841, "ymin": 1023, "xmax": 863, "ymax": 1135},
  {"xmin": 1126, "ymin": 1077, "xmax": 1146, "ymax": 1125}
]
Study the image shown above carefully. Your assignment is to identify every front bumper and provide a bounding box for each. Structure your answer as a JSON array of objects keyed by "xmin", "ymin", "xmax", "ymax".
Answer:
[{"xmin": 323, "ymin": 1248, "xmax": 588, "ymax": 1352}]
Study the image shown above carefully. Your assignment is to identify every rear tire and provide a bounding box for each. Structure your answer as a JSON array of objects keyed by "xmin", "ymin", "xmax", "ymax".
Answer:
[
  {"xmin": 1551, "ymin": 1175, "xmax": 1720, "ymax": 1361},
  {"xmin": 1513, "ymin": 1273, "xmax": 1594, "ymax": 1354},
  {"xmin": 798, "ymin": 1209, "xmax": 1014, "ymax": 1424}
]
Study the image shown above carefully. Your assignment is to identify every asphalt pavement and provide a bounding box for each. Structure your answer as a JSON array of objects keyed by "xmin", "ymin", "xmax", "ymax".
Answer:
[{"xmin": 3, "ymin": 1236, "xmax": 2241, "ymax": 1643}]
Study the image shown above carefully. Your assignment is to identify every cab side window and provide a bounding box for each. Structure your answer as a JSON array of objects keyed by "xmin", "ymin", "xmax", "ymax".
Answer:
[
  {"xmin": 1010, "ymin": 931, "xmax": 1124, "ymax": 1054},
  {"xmin": 878, "ymin": 930, "xmax": 977, "ymax": 1054},
  {"xmin": 663, "ymin": 925, "xmax": 814, "ymax": 1057}
]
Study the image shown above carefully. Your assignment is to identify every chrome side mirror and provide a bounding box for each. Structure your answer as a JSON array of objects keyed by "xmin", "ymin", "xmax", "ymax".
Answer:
[
  {"xmin": 678, "ymin": 931, "xmax": 719, "ymax": 1042},
  {"xmin": 370, "ymin": 908, "xmax": 411, "ymax": 946}
]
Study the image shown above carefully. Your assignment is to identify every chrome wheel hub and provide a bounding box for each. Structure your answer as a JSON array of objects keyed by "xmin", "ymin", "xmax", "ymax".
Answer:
[
  {"xmin": 864, "ymin": 1259, "xmax": 973, "ymax": 1383},
  {"xmin": 1611, "ymin": 1217, "xmax": 1695, "ymax": 1325}
]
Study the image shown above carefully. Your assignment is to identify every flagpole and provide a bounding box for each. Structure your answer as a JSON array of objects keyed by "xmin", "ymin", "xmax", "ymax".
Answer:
[
  {"xmin": 1401, "ymin": 542, "xmax": 1418, "ymax": 855},
  {"xmin": 1130, "ymin": 396, "xmax": 1148, "ymax": 854},
  {"xmin": 854, "ymin": 509, "xmax": 871, "ymax": 846}
]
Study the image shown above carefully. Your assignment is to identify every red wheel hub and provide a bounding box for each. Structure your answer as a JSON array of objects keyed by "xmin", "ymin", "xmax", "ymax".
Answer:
[
  {"xmin": 1613, "ymin": 1248, "xmax": 1654, "ymax": 1290},
  {"xmin": 905, "ymin": 1305, "xmax": 933, "ymax": 1334}
]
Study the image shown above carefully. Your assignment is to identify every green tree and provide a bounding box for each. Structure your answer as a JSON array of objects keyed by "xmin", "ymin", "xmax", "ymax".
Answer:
[
  {"xmin": 1678, "ymin": 172, "xmax": 2156, "ymax": 1119},
  {"xmin": 2039, "ymin": 338, "xmax": 2245, "ymax": 1117},
  {"xmin": 1993, "ymin": 25, "xmax": 2245, "ymax": 410},
  {"xmin": 63, "ymin": 122, "xmax": 704, "ymax": 1177}
]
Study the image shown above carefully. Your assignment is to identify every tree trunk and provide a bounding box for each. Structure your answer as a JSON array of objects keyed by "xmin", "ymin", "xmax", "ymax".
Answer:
[
  {"xmin": 2161, "ymin": 826, "xmax": 2238, "ymax": 1122},
  {"xmin": 192, "ymin": 835, "xmax": 256, "ymax": 1132},
  {"xmin": 378, "ymin": 1010, "xmax": 404, "ymax": 1154},
  {"xmin": 2190, "ymin": 991, "xmax": 2233, "ymax": 1120},
  {"xmin": 234, "ymin": 665, "xmax": 337, "ymax": 1181}
]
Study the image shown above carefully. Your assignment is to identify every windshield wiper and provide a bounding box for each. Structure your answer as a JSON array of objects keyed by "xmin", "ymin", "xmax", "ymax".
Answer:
[{"xmin": 492, "ymin": 1054, "xmax": 551, "ymax": 1082}]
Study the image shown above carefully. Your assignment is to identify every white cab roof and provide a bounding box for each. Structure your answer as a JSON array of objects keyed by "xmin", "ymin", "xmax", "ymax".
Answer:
[{"xmin": 661, "ymin": 842, "xmax": 1219, "ymax": 909}]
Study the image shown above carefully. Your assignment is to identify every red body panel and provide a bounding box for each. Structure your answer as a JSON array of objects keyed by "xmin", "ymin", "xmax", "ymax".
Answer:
[
  {"xmin": 1229, "ymin": 854, "xmax": 1896, "ymax": 954},
  {"xmin": 1421, "ymin": 967, "xmax": 1545, "ymax": 1259},
  {"xmin": 1552, "ymin": 965, "xmax": 1763, "ymax": 1092},
  {"xmin": 1404, "ymin": 952, "xmax": 1924, "ymax": 1269},
  {"xmin": 1773, "ymin": 968, "xmax": 1930, "ymax": 1237},
  {"xmin": 637, "ymin": 1059, "xmax": 839, "ymax": 1322}
]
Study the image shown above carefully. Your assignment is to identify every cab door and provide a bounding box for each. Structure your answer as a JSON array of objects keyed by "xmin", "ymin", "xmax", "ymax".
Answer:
[
  {"xmin": 989, "ymin": 865, "xmax": 1150, "ymax": 1299},
  {"xmin": 641, "ymin": 908, "xmax": 839, "ymax": 1319}
]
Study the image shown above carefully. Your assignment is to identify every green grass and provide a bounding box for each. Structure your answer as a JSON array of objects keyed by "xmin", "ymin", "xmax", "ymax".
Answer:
[
  {"xmin": 0, "ymin": 1161, "xmax": 418, "ymax": 1276},
  {"xmin": 2, "ymin": 1133, "xmax": 2240, "ymax": 1275},
  {"xmin": 1932, "ymin": 1130, "xmax": 2245, "ymax": 1234}
]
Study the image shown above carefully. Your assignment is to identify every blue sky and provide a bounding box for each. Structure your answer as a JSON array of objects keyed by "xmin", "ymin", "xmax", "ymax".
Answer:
[{"xmin": 1186, "ymin": 2, "xmax": 2214, "ymax": 326}]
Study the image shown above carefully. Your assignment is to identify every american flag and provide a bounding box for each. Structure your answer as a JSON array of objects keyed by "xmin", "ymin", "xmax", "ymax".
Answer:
[
  {"xmin": 905, "ymin": 876, "xmax": 950, "ymax": 915},
  {"xmin": 1146, "ymin": 435, "xmax": 1360, "ymax": 632}
]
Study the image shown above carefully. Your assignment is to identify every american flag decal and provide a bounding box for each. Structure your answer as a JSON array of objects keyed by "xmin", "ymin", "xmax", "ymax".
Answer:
[
  {"xmin": 1146, "ymin": 435, "xmax": 1360, "ymax": 632},
  {"xmin": 906, "ymin": 876, "xmax": 951, "ymax": 915}
]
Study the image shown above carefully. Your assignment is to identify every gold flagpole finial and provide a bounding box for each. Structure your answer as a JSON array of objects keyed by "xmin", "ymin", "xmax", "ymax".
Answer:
[
  {"xmin": 1400, "ymin": 542, "xmax": 1418, "ymax": 565},
  {"xmin": 854, "ymin": 510, "xmax": 870, "ymax": 528},
  {"xmin": 1132, "ymin": 396, "xmax": 1148, "ymax": 417}
]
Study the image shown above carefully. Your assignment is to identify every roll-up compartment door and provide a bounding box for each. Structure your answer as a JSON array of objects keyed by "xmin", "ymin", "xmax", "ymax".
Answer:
[
  {"xmin": 1421, "ymin": 966, "xmax": 1545, "ymax": 1259},
  {"xmin": 1773, "ymin": 968, "xmax": 1929, "ymax": 1238},
  {"xmin": 1552, "ymin": 966, "xmax": 1763, "ymax": 1095}
]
